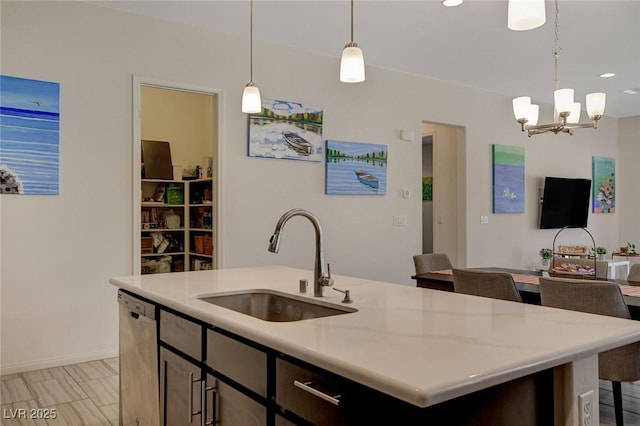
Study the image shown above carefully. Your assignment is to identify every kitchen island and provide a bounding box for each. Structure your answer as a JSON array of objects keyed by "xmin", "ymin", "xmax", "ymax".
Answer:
[{"xmin": 111, "ymin": 266, "xmax": 640, "ymax": 425}]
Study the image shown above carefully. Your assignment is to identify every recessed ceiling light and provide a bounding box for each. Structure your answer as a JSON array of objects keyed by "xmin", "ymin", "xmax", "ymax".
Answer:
[
  {"xmin": 442, "ymin": 0, "xmax": 463, "ymax": 7},
  {"xmin": 600, "ymin": 72, "xmax": 616, "ymax": 78},
  {"xmin": 623, "ymin": 89, "xmax": 639, "ymax": 95}
]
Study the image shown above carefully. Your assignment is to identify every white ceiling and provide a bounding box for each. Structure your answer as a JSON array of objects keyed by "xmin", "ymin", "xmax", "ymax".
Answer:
[{"xmin": 92, "ymin": 0, "xmax": 640, "ymax": 118}]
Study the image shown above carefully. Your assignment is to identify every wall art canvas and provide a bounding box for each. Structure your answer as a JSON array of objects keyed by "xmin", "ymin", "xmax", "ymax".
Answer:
[
  {"xmin": 0, "ymin": 75, "xmax": 60, "ymax": 195},
  {"xmin": 492, "ymin": 144, "xmax": 524, "ymax": 214},
  {"xmin": 248, "ymin": 98, "xmax": 323, "ymax": 162},
  {"xmin": 326, "ymin": 140, "xmax": 387, "ymax": 195},
  {"xmin": 422, "ymin": 176, "xmax": 433, "ymax": 201},
  {"xmin": 592, "ymin": 156, "xmax": 615, "ymax": 213}
]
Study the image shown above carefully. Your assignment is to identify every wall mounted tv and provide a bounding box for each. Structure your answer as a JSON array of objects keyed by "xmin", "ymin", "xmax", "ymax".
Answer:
[{"xmin": 539, "ymin": 177, "xmax": 591, "ymax": 229}]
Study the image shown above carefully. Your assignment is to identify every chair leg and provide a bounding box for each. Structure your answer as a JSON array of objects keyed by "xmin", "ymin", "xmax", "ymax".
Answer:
[{"xmin": 612, "ymin": 380, "xmax": 624, "ymax": 426}]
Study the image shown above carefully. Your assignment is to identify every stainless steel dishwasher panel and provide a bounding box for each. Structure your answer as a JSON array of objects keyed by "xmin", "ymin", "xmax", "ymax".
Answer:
[{"xmin": 118, "ymin": 290, "xmax": 160, "ymax": 426}]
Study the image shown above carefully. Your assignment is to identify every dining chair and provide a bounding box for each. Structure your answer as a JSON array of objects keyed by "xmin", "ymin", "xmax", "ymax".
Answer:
[
  {"xmin": 452, "ymin": 268, "xmax": 522, "ymax": 302},
  {"xmin": 413, "ymin": 253, "xmax": 453, "ymax": 275},
  {"xmin": 627, "ymin": 263, "xmax": 640, "ymax": 283},
  {"xmin": 539, "ymin": 276, "xmax": 640, "ymax": 426}
]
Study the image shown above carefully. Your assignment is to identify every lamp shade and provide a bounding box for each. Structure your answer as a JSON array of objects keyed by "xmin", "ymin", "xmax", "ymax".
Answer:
[
  {"xmin": 567, "ymin": 102, "xmax": 581, "ymax": 123},
  {"xmin": 508, "ymin": 0, "xmax": 546, "ymax": 31},
  {"xmin": 512, "ymin": 96, "xmax": 531, "ymax": 121},
  {"xmin": 340, "ymin": 44, "xmax": 365, "ymax": 83},
  {"xmin": 527, "ymin": 104, "xmax": 540, "ymax": 126},
  {"xmin": 554, "ymin": 88, "xmax": 574, "ymax": 114},
  {"xmin": 241, "ymin": 83, "xmax": 262, "ymax": 114},
  {"xmin": 586, "ymin": 92, "xmax": 606, "ymax": 117}
]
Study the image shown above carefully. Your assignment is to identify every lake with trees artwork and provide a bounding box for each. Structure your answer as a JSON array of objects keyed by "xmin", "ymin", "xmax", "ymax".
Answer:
[{"xmin": 326, "ymin": 140, "xmax": 387, "ymax": 195}]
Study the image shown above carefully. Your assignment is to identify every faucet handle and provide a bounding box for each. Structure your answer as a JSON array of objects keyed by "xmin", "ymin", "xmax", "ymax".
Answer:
[{"xmin": 321, "ymin": 263, "xmax": 335, "ymax": 287}]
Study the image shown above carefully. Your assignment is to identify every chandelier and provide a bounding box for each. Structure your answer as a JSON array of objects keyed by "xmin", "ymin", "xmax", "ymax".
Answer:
[{"xmin": 512, "ymin": 0, "xmax": 606, "ymax": 137}]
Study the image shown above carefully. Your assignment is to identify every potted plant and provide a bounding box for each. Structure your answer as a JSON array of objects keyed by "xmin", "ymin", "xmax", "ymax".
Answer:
[
  {"xmin": 629, "ymin": 242, "xmax": 637, "ymax": 255},
  {"xmin": 539, "ymin": 248, "xmax": 553, "ymax": 266},
  {"xmin": 596, "ymin": 246, "xmax": 607, "ymax": 260}
]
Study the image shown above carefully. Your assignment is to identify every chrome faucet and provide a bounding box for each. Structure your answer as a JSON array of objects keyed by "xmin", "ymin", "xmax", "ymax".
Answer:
[{"xmin": 268, "ymin": 208, "xmax": 334, "ymax": 297}]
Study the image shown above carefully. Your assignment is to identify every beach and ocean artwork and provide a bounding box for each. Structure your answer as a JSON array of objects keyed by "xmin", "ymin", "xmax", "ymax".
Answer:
[
  {"xmin": 492, "ymin": 144, "xmax": 524, "ymax": 214},
  {"xmin": 0, "ymin": 75, "xmax": 60, "ymax": 195},
  {"xmin": 248, "ymin": 98, "xmax": 323, "ymax": 162},
  {"xmin": 592, "ymin": 156, "xmax": 615, "ymax": 213},
  {"xmin": 326, "ymin": 140, "xmax": 387, "ymax": 195}
]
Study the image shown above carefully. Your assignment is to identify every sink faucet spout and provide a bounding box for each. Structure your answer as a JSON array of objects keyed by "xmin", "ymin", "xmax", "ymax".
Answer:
[{"xmin": 268, "ymin": 208, "xmax": 334, "ymax": 297}]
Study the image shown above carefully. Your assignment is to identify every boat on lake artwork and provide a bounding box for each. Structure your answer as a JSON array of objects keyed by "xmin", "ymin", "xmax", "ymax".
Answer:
[
  {"xmin": 326, "ymin": 140, "xmax": 387, "ymax": 195},
  {"xmin": 248, "ymin": 98, "xmax": 323, "ymax": 162},
  {"xmin": 283, "ymin": 131, "xmax": 313, "ymax": 155},
  {"xmin": 354, "ymin": 169, "xmax": 379, "ymax": 189}
]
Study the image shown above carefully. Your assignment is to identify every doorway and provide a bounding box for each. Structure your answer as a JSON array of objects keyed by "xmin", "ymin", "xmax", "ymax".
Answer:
[
  {"xmin": 132, "ymin": 77, "xmax": 222, "ymax": 274},
  {"xmin": 421, "ymin": 121, "xmax": 466, "ymax": 267}
]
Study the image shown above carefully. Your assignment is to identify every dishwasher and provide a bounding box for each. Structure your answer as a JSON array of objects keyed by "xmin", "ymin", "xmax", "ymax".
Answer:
[{"xmin": 118, "ymin": 289, "xmax": 160, "ymax": 426}]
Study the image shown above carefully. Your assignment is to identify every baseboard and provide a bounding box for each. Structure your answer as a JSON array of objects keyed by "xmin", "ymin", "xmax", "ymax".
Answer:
[{"xmin": 0, "ymin": 347, "xmax": 119, "ymax": 375}]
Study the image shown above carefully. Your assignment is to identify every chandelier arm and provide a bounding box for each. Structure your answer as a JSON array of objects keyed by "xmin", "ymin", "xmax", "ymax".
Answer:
[{"xmin": 564, "ymin": 122, "xmax": 597, "ymax": 130}]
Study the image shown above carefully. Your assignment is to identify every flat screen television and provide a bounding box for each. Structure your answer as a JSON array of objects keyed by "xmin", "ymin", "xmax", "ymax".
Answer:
[{"xmin": 539, "ymin": 177, "xmax": 591, "ymax": 229}]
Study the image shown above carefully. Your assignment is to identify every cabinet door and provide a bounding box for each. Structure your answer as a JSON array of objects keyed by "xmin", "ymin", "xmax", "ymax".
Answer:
[
  {"xmin": 160, "ymin": 347, "xmax": 203, "ymax": 426},
  {"xmin": 206, "ymin": 374, "xmax": 266, "ymax": 426}
]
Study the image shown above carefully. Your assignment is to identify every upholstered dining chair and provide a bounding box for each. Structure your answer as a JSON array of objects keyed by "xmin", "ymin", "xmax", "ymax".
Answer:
[
  {"xmin": 413, "ymin": 253, "xmax": 453, "ymax": 275},
  {"xmin": 539, "ymin": 276, "xmax": 640, "ymax": 426},
  {"xmin": 627, "ymin": 263, "xmax": 640, "ymax": 283},
  {"xmin": 451, "ymin": 268, "xmax": 522, "ymax": 302}
]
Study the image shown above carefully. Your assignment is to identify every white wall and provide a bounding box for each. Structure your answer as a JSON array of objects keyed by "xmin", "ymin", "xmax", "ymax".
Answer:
[
  {"xmin": 0, "ymin": 1, "xmax": 625, "ymax": 372},
  {"xmin": 618, "ymin": 116, "xmax": 640, "ymax": 247}
]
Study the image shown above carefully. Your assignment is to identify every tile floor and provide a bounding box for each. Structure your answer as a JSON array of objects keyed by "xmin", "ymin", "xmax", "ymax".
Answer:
[
  {"xmin": 1, "ymin": 358, "xmax": 118, "ymax": 425},
  {"xmin": 2, "ymin": 358, "xmax": 640, "ymax": 425}
]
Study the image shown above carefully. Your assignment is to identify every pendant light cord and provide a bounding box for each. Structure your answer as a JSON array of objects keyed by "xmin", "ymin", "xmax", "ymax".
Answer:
[
  {"xmin": 350, "ymin": 0, "xmax": 354, "ymax": 43},
  {"xmin": 250, "ymin": 0, "xmax": 254, "ymax": 83},
  {"xmin": 552, "ymin": 0, "xmax": 560, "ymax": 91}
]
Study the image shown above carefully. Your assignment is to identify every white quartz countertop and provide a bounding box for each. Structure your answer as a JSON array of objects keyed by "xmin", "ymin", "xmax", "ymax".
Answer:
[{"xmin": 110, "ymin": 265, "xmax": 640, "ymax": 408}]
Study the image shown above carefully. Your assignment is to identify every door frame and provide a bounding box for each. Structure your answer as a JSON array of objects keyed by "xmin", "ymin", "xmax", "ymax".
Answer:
[{"xmin": 132, "ymin": 76, "xmax": 225, "ymax": 273}]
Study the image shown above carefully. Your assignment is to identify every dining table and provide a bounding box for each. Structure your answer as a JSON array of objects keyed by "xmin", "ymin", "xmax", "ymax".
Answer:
[{"xmin": 412, "ymin": 267, "xmax": 640, "ymax": 320}]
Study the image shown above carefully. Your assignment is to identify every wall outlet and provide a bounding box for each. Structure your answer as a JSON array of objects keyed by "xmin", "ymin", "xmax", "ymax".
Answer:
[
  {"xmin": 402, "ymin": 189, "xmax": 411, "ymax": 199},
  {"xmin": 579, "ymin": 390, "xmax": 593, "ymax": 426},
  {"xmin": 480, "ymin": 215, "xmax": 489, "ymax": 224},
  {"xmin": 393, "ymin": 216, "xmax": 407, "ymax": 226}
]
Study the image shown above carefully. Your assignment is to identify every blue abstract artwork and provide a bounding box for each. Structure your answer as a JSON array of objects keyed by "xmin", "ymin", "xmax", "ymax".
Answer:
[
  {"xmin": 0, "ymin": 75, "xmax": 60, "ymax": 195},
  {"xmin": 326, "ymin": 140, "xmax": 387, "ymax": 195},
  {"xmin": 492, "ymin": 144, "xmax": 524, "ymax": 214}
]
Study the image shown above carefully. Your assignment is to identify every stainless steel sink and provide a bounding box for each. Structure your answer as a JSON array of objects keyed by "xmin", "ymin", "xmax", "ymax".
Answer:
[{"xmin": 196, "ymin": 289, "xmax": 357, "ymax": 322}]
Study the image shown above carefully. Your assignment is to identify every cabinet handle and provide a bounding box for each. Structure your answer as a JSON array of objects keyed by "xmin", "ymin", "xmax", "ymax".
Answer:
[
  {"xmin": 293, "ymin": 380, "xmax": 341, "ymax": 406},
  {"xmin": 188, "ymin": 372, "xmax": 202, "ymax": 424},
  {"xmin": 202, "ymin": 380, "xmax": 216, "ymax": 426}
]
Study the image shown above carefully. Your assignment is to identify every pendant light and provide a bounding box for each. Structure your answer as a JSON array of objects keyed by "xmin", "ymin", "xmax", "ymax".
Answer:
[
  {"xmin": 340, "ymin": 0, "xmax": 365, "ymax": 83},
  {"xmin": 508, "ymin": 0, "xmax": 546, "ymax": 31},
  {"xmin": 512, "ymin": 0, "xmax": 605, "ymax": 136},
  {"xmin": 242, "ymin": 0, "xmax": 261, "ymax": 113}
]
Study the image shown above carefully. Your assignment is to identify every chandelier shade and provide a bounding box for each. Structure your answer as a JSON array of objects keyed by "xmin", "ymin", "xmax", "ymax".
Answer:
[
  {"xmin": 508, "ymin": 0, "xmax": 546, "ymax": 31},
  {"xmin": 586, "ymin": 93, "xmax": 606, "ymax": 117}
]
